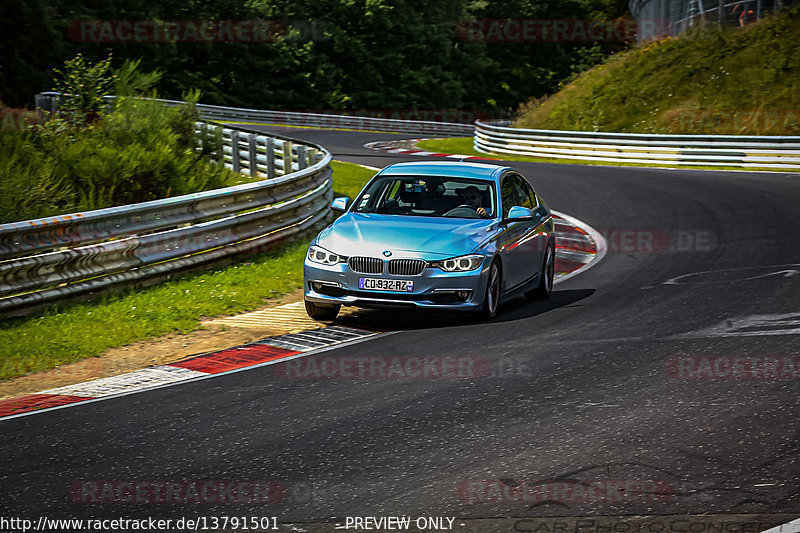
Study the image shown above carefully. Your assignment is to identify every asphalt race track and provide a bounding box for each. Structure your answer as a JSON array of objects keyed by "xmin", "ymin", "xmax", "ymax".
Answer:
[{"xmin": 2, "ymin": 126, "xmax": 800, "ymax": 526}]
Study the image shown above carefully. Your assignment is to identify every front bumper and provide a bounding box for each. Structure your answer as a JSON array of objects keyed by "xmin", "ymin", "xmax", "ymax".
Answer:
[{"xmin": 303, "ymin": 255, "xmax": 489, "ymax": 311}]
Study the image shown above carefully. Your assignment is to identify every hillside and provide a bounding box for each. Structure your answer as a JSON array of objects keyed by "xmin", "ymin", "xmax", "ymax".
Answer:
[{"xmin": 515, "ymin": 6, "xmax": 800, "ymax": 135}]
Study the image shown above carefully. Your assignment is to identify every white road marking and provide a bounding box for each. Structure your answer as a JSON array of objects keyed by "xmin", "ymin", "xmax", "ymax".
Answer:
[
  {"xmin": 259, "ymin": 327, "xmax": 377, "ymax": 352},
  {"xmin": 762, "ymin": 518, "xmax": 800, "ymax": 533},
  {"xmin": 676, "ymin": 312, "xmax": 800, "ymax": 338},
  {"xmin": 664, "ymin": 264, "xmax": 800, "ymax": 285}
]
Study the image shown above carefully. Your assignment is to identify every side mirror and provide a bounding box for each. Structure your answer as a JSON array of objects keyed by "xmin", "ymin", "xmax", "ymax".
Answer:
[
  {"xmin": 330, "ymin": 197, "xmax": 349, "ymax": 213},
  {"xmin": 505, "ymin": 205, "xmax": 533, "ymax": 222}
]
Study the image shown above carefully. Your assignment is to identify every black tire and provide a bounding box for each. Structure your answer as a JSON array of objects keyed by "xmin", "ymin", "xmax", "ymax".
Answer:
[
  {"xmin": 304, "ymin": 300, "xmax": 341, "ymax": 321},
  {"xmin": 479, "ymin": 260, "xmax": 502, "ymax": 320},
  {"xmin": 526, "ymin": 239, "xmax": 555, "ymax": 300}
]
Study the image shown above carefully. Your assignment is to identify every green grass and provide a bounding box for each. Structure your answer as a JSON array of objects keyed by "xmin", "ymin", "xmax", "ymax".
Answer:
[
  {"xmin": 0, "ymin": 160, "xmax": 374, "ymax": 382},
  {"xmin": 331, "ymin": 159, "xmax": 375, "ymax": 199},
  {"xmin": 514, "ymin": 6, "xmax": 800, "ymax": 135},
  {"xmin": 416, "ymin": 137, "xmax": 798, "ymax": 173}
]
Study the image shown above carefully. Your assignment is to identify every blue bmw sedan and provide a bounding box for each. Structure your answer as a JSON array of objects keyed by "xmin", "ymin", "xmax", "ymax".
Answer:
[{"xmin": 303, "ymin": 161, "xmax": 555, "ymax": 320}]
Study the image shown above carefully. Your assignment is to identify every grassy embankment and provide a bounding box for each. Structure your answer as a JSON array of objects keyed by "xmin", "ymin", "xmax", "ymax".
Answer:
[
  {"xmin": 419, "ymin": 7, "xmax": 800, "ymax": 169},
  {"xmin": 0, "ymin": 160, "xmax": 375, "ymax": 381}
]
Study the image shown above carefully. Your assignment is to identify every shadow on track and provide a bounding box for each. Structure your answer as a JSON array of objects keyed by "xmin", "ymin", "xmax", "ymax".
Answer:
[{"xmin": 335, "ymin": 288, "xmax": 594, "ymax": 331}]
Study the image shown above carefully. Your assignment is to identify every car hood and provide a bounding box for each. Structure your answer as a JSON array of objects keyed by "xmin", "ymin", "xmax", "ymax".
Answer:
[{"xmin": 316, "ymin": 213, "xmax": 497, "ymax": 259}]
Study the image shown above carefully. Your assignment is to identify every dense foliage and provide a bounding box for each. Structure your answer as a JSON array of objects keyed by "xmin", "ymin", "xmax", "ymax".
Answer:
[
  {"xmin": 0, "ymin": 0, "xmax": 628, "ymax": 115},
  {"xmin": 0, "ymin": 59, "xmax": 236, "ymax": 223}
]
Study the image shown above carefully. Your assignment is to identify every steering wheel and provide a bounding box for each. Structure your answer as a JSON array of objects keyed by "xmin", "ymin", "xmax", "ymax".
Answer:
[{"xmin": 444, "ymin": 204, "xmax": 482, "ymax": 218}]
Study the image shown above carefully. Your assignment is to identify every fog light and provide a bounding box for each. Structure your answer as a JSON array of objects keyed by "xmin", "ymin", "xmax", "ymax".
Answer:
[
  {"xmin": 457, "ymin": 290, "xmax": 470, "ymax": 300},
  {"xmin": 311, "ymin": 281, "xmax": 340, "ymax": 293}
]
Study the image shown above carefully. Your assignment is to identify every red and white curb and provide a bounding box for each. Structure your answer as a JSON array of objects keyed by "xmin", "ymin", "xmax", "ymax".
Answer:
[
  {"xmin": 0, "ymin": 326, "xmax": 379, "ymax": 420},
  {"xmin": 552, "ymin": 210, "xmax": 606, "ymax": 283},
  {"xmin": 364, "ymin": 139, "xmax": 497, "ymax": 161},
  {"xmin": 0, "ymin": 212, "xmax": 603, "ymax": 421}
]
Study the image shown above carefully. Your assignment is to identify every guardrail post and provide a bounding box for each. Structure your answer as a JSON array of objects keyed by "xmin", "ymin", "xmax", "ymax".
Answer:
[
  {"xmin": 199, "ymin": 122, "xmax": 208, "ymax": 154},
  {"xmin": 307, "ymin": 147, "xmax": 318, "ymax": 166},
  {"xmin": 247, "ymin": 134, "xmax": 258, "ymax": 177},
  {"xmin": 212, "ymin": 124, "xmax": 223, "ymax": 161},
  {"xmin": 296, "ymin": 145, "xmax": 307, "ymax": 170},
  {"xmin": 282, "ymin": 141, "xmax": 293, "ymax": 176},
  {"xmin": 230, "ymin": 130, "xmax": 241, "ymax": 173},
  {"xmin": 265, "ymin": 138, "xmax": 275, "ymax": 179}
]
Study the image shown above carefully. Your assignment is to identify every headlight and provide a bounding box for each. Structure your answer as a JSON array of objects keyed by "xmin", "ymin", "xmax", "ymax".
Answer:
[
  {"xmin": 308, "ymin": 245, "xmax": 345, "ymax": 265},
  {"xmin": 432, "ymin": 254, "xmax": 484, "ymax": 272}
]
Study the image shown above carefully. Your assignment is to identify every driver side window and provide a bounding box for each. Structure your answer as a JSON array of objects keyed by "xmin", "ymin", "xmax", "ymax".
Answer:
[{"xmin": 512, "ymin": 176, "xmax": 536, "ymax": 209}]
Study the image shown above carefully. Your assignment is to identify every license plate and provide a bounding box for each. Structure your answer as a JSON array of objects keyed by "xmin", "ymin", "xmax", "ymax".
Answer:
[{"xmin": 358, "ymin": 278, "xmax": 414, "ymax": 292}]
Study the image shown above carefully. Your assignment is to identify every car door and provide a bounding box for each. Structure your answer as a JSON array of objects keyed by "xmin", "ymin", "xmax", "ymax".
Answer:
[
  {"xmin": 498, "ymin": 173, "xmax": 530, "ymax": 290},
  {"xmin": 513, "ymin": 175, "xmax": 549, "ymax": 278}
]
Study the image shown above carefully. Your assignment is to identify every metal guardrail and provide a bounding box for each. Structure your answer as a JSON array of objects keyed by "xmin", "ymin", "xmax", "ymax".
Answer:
[
  {"xmin": 629, "ymin": 0, "xmax": 787, "ymax": 41},
  {"xmin": 196, "ymin": 102, "xmax": 475, "ymax": 136},
  {"xmin": 34, "ymin": 92, "xmax": 475, "ymax": 137},
  {"xmin": 474, "ymin": 121, "xmax": 800, "ymax": 169},
  {"xmin": 0, "ymin": 119, "xmax": 333, "ymax": 316}
]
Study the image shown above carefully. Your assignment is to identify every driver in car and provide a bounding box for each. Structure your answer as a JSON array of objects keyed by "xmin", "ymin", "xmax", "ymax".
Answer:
[{"xmin": 463, "ymin": 186, "xmax": 489, "ymax": 217}]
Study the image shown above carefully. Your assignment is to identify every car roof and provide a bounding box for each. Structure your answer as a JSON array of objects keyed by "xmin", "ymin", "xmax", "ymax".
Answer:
[{"xmin": 376, "ymin": 161, "xmax": 512, "ymax": 181}]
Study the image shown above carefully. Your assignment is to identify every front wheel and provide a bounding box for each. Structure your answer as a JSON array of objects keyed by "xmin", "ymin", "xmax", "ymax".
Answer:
[
  {"xmin": 305, "ymin": 300, "xmax": 341, "ymax": 321},
  {"xmin": 479, "ymin": 260, "xmax": 502, "ymax": 320},
  {"xmin": 526, "ymin": 240, "xmax": 555, "ymax": 300}
]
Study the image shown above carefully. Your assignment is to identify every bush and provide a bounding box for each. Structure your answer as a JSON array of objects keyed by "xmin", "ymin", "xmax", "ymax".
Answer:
[{"xmin": 0, "ymin": 58, "xmax": 238, "ymax": 223}]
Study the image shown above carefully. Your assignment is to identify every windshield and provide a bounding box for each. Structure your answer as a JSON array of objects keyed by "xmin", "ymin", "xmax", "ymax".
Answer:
[{"xmin": 352, "ymin": 176, "xmax": 497, "ymax": 219}]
